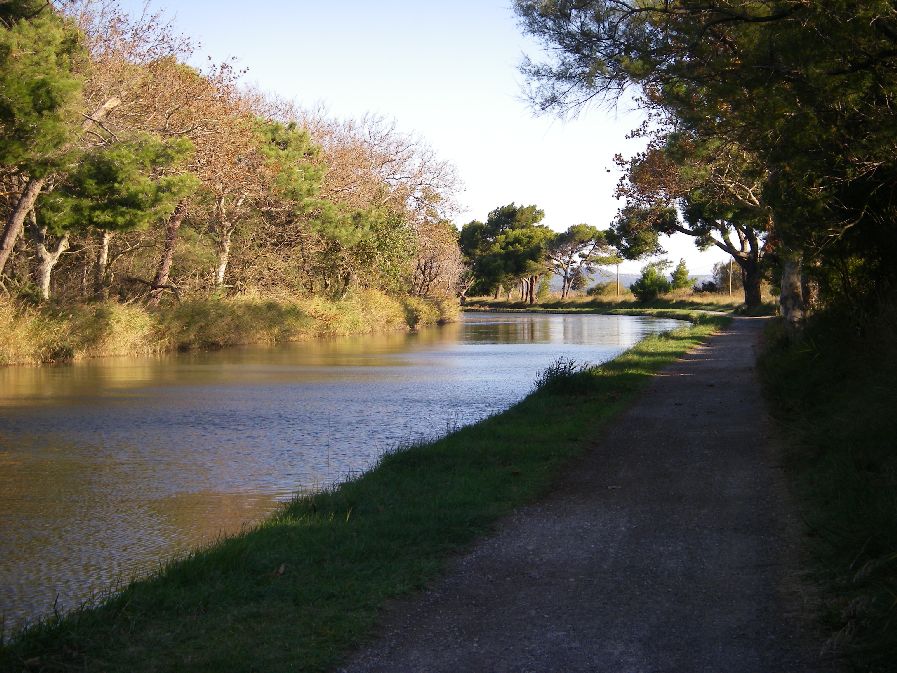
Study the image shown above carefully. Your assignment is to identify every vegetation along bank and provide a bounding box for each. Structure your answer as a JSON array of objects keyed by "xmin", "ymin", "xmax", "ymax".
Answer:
[
  {"xmin": 760, "ymin": 301, "xmax": 897, "ymax": 673},
  {"xmin": 0, "ymin": 1, "xmax": 464, "ymax": 360}
]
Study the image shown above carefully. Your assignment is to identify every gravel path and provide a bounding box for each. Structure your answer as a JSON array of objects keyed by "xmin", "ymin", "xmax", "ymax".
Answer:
[{"xmin": 340, "ymin": 318, "xmax": 837, "ymax": 673}]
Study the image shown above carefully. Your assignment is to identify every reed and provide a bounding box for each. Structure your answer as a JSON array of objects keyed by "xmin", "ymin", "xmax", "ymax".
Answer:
[{"xmin": 0, "ymin": 291, "xmax": 453, "ymax": 366}]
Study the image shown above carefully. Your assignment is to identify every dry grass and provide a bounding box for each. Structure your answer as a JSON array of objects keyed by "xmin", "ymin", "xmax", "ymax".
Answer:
[{"xmin": 0, "ymin": 291, "xmax": 456, "ymax": 366}]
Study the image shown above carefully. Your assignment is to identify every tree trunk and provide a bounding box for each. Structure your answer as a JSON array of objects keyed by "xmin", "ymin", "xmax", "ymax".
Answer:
[
  {"xmin": 148, "ymin": 200, "xmax": 188, "ymax": 307},
  {"xmin": 0, "ymin": 177, "xmax": 47, "ymax": 275},
  {"xmin": 95, "ymin": 230, "xmax": 113, "ymax": 299},
  {"xmin": 215, "ymin": 227, "xmax": 232, "ymax": 287},
  {"xmin": 28, "ymin": 211, "xmax": 69, "ymax": 301},
  {"xmin": 741, "ymin": 258, "xmax": 762, "ymax": 307},
  {"xmin": 528, "ymin": 275, "xmax": 537, "ymax": 304},
  {"xmin": 780, "ymin": 256, "xmax": 805, "ymax": 336},
  {"xmin": 213, "ymin": 194, "xmax": 243, "ymax": 288},
  {"xmin": 36, "ymin": 236, "xmax": 69, "ymax": 301},
  {"xmin": 0, "ymin": 97, "xmax": 121, "ymax": 277}
]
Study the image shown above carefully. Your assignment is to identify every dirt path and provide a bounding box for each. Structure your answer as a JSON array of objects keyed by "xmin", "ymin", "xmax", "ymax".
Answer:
[{"xmin": 340, "ymin": 318, "xmax": 836, "ymax": 673}]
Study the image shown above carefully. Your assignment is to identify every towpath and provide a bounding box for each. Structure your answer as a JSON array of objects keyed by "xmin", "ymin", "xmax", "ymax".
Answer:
[{"xmin": 340, "ymin": 317, "xmax": 837, "ymax": 673}]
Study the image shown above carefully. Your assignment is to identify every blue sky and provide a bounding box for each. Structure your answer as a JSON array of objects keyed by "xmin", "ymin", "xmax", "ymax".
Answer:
[{"xmin": 117, "ymin": 0, "xmax": 729, "ymax": 274}]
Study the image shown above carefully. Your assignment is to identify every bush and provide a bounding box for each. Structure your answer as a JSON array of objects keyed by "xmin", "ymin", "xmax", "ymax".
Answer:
[
  {"xmin": 587, "ymin": 281, "xmax": 616, "ymax": 296},
  {"xmin": 630, "ymin": 262, "xmax": 672, "ymax": 302},
  {"xmin": 694, "ymin": 280, "xmax": 719, "ymax": 293}
]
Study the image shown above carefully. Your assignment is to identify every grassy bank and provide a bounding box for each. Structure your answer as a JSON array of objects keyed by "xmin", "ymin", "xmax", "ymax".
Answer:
[
  {"xmin": 0, "ymin": 312, "xmax": 728, "ymax": 673},
  {"xmin": 0, "ymin": 291, "xmax": 457, "ymax": 365},
  {"xmin": 760, "ymin": 304, "xmax": 897, "ymax": 672},
  {"xmin": 464, "ymin": 293, "xmax": 776, "ymax": 316}
]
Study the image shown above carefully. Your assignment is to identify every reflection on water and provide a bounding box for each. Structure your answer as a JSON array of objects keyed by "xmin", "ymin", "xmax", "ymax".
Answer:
[{"xmin": 0, "ymin": 312, "xmax": 681, "ymax": 626}]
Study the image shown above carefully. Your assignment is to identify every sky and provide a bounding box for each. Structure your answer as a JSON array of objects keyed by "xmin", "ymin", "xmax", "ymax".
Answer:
[{"xmin": 116, "ymin": 0, "xmax": 730, "ymax": 275}]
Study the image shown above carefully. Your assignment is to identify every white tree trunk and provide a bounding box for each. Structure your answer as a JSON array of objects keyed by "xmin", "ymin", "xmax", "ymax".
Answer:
[
  {"xmin": 29, "ymin": 212, "xmax": 70, "ymax": 301},
  {"xmin": 0, "ymin": 98, "xmax": 121, "ymax": 276},
  {"xmin": 215, "ymin": 228, "xmax": 232, "ymax": 287},
  {"xmin": 95, "ymin": 230, "xmax": 113, "ymax": 299}
]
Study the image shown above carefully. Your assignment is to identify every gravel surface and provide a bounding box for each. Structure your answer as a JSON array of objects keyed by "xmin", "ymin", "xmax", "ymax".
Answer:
[{"xmin": 339, "ymin": 318, "xmax": 838, "ymax": 673}]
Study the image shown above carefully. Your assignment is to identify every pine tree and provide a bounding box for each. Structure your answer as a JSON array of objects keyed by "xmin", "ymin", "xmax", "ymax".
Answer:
[{"xmin": 670, "ymin": 258, "xmax": 691, "ymax": 290}]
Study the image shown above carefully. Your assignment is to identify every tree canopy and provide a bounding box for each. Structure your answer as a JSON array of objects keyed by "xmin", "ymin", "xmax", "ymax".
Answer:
[
  {"xmin": 0, "ymin": 2, "xmax": 463, "ymax": 304},
  {"xmin": 516, "ymin": 0, "xmax": 897, "ymax": 316}
]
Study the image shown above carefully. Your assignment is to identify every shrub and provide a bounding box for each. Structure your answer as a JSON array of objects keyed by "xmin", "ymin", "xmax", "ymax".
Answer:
[
  {"xmin": 630, "ymin": 262, "xmax": 672, "ymax": 302},
  {"xmin": 587, "ymin": 281, "xmax": 616, "ymax": 296}
]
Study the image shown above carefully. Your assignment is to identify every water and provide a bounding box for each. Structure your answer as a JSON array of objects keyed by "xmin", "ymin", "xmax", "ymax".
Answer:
[{"xmin": 0, "ymin": 311, "xmax": 681, "ymax": 627}]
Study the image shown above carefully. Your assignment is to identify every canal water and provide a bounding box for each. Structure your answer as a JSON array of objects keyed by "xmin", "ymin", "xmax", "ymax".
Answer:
[{"xmin": 0, "ymin": 311, "xmax": 681, "ymax": 627}]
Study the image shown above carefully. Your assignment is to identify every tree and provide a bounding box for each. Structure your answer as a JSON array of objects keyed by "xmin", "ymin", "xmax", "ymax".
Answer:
[
  {"xmin": 498, "ymin": 223, "xmax": 554, "ymax": 304},
  {"xmin": 713, "ymin": 260, "xmax": 743, "ymax": 296},
  {"xmin": 460, "ymin": 203, "xmax": 547, "ymax": 297},
  {"xmin": 670, "ymin": 258, "xmax": 691, "ymax": 290},
  {"xmin": 546, "ymin": 223, "xmax": 612, "ymax": 299},
  {"xmin": 123, "ymin": 57, "xmax": 244, "ymax": 305},
  {"xmin": 0, "ymin": 2, "xmax": 87, "ymax": 274},
  {"xmin": 411, "ymin": 219, "xmax": 464, "ymax": 298},
  {"xmin": 460, "ymin": 203, "xmax": 552, "ymax": 303},
  {"xmin": 612, "ymin": 132, "xmax": 769, "ymax": 306},
  {"xmin": 34, "ymin": 135, "xmax": 196, "ymax": 299},
  {"xmin": 0, "ymin": 3, "xmax": 464, "ymax": 309},
  {"xmin": 515, "ymin": 0, "xmax": 897, "ymax": 316}
]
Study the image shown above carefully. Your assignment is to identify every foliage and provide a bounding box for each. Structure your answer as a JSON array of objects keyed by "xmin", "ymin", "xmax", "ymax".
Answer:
[
  {"xmin": 630, "ymin": 261, "xmax": 671, "ymax": 302},
  {"xmin": 37, "ymin": 135, "xmax": 197, "ymax": 236},
  {"xmin": 0, "ymin": 4, "xmax": 86, "ymax": 174},
  {"xmin": 760, "ymin": 303, "xmax": 897, "ymax": 671},
  {"xmin": 460, "ymin": 203, "xmax": 552, "ymax": 300},
  {"xmin": 586, "ymin": 281, "xmax": 616, "ymax": 297}
]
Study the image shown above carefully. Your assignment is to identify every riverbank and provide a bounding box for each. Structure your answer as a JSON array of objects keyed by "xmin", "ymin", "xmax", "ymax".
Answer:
[
  {"xmin": 0, "ymin": 292, "xmax": 457, "ymax": 366},
  {"xmin": 341, "ymin": 317, "xmax": 835, "ymax": 673},
  {"xmin": 0, "ymin": 312, "xmax": 728, "ymax": 673},
  {"xmin": 760, "ymin": 303, "xmax": 897, "ymax": 671},
  {"xmin": 464, "ymin": 294, "xmax": 777, "ymax": 316}
]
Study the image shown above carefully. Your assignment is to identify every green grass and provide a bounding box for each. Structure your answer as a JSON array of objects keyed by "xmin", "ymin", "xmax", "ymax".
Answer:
[
  {"xmin": 759, "ymin": 303, "xmax": 897, "ymax": 672},
  {"xmin": 0, "ymin": 313, "xmax": 728, "ymax": 673}
]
